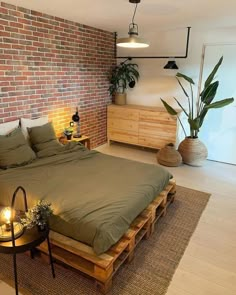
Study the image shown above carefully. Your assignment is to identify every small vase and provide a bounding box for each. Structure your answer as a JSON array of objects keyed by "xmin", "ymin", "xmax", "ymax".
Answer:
[
  {"xmin": 178, "ymin": 137, "xmax": 208, "ymax": 166},
  {"xmin": 66, "ymin": 134, "xmax": 72, "ymax": 140}
]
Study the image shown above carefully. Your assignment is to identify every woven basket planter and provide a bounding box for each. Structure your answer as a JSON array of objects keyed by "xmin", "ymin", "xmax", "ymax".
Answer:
[
  {"xmin": 178, "ymin": 137, "xmax": 208, "ymax": 166},
  {"xmin": 157, "ymin": 143, "xmax": 182, "ymax": 167}
]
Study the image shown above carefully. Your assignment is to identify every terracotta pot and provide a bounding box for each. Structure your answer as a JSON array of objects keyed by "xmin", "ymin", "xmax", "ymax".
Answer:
[
  {"xmin": 157, "ymin": 143, "xmax": 182, "ymax": 167},
  {"xmin": 114, "ymin": 93, "xmax": 126, "ymax": 105},
  {"xmin": 178, "ymin": 137, "xmax": 208, "ymax": 166}
]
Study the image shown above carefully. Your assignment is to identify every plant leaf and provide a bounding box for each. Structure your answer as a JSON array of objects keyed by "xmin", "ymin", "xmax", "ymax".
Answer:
[
  {"xmin": 176, "ymin": 77, "xmax": 189, "ymax": 98},
  {"xmin": 198, "ymin": 108, "xmax": 208, "ymax": 128},
  {"xmin": 200, "ymin": 81, "xmax": 219, "ymax": 104},
  {"xmin": 204, "ymin": 56, "xmax": 223, "ymax": 88},
  {"xmin": 205, "ymin": 98, "xmax": 234, "ymax": 109},
  {"xmin": 173, "ymin": 97, "xmax": 188, "ymax": 117},
  {"xmin": 160, "ymin": 99, "xmax": 178, "ymax": 115},
  {"xmin": 176, "ymin": 72, "xmax": 195, "ymax": 85}
]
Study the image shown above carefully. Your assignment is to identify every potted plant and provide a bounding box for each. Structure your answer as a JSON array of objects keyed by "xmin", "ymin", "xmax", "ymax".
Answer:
[
  {"xmin": 21, "ymin": 200, "xmax": 53, "ymax": 231},
  {"xmin": 64, "ymin": 126, "xmax": 74, "ymax": 140},
  {"xmin": 108, "ymin": 61, "xmax": 139, "ymax": 105},
  {"xmin": 161, "ymin": 56, "xmax": 234, "ymax": 166}
]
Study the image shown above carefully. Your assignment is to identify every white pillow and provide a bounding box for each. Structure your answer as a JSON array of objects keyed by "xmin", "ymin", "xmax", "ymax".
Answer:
[
  {"xmin": 21, "ymin": 116, "xmax": 48, "ymax": 139},
  {"xmin": 0, "ymin": 120, "xmax": 19, "ymax": 135}
]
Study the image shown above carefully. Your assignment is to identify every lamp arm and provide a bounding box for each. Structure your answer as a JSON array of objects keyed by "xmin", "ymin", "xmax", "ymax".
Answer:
[{"xmin": 10, "ymin": 186, "xmax": 28, "ymax": 247}]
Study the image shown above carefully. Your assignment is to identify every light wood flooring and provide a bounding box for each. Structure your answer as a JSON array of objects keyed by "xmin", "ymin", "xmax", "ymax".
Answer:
[{"xmin": 1, "ymin": 142, "xmax": 236, "ymax": 294}]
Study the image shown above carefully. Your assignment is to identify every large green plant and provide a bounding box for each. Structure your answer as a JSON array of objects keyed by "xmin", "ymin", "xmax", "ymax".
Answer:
[
  {"xmin": 109, "ymin": 62, "xmax": 139, "ymax": 95},
  {"xmin": 161, "ymin": 57, "xmax": 234, "ymax": 138}
]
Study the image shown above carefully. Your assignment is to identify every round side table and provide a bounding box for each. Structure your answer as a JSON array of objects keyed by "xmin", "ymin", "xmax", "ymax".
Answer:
[{"xmin": 0, "ymin": 226, "xmax": 55, "ymax": 295}]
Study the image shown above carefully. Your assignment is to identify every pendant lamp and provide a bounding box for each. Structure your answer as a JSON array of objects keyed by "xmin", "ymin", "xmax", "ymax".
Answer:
[
  {"xmin": 117, "ymin": 0, "xmax": 149, "ymax": 48},
  {"xmin": 163, "ymin": 61, "xmax": 179, "ymax": 70}
]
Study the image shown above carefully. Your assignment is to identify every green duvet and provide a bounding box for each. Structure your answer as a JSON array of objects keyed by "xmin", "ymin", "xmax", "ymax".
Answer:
[{"xmin": 0, "ymin": 144, "xmax": 172, "ymax": 254}]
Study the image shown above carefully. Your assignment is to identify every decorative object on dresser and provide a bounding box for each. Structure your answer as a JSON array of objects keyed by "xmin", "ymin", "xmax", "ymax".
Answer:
[
  {"xmin": 161, "ymin": 56, "xmax": 234, "ymax": 166},
  {"xmin": 157, "ymin": 143, "xmax": 182, "ymax": 167},
  {"xmin": 108, "ymin": 60, "xmax": 139, "ymax": 105},
  {"xmin": 107, "ymin": 104, "xmax": 180, "ymax": 149}
]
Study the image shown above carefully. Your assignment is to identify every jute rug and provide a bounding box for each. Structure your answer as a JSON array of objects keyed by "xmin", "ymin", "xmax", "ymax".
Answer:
[{"xmin": 0, "ymin": 186, "xmax": 210, "ymax": 295}]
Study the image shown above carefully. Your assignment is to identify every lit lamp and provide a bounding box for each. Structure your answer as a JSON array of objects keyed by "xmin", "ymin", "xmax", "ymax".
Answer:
[
  {"xmin": 0, "ymin": 187, "xmax": 26, "ymax": 243},
  {"xmin": 71, "ymin": 107, "xmax": 81, "ymax": 138},
  {"xmin": 117, "ymin": 0, "xmax": 149, "ymax": 49},
  {"xmin": 1, "ymin": 207, "xmax": 11, "ymax": 231},
  {"xmin": 0, "ymin": 207, "xmax": 23, "ymax": 242}
]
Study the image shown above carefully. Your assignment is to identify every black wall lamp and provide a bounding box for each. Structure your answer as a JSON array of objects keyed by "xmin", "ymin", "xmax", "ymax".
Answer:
[
  {"xmin": 71, "ymin": 107, "xmax": 81, "ymax": 138},
  {"xmin": 116, "ymin": 26, "xmax": 191, "ymax": 69}
]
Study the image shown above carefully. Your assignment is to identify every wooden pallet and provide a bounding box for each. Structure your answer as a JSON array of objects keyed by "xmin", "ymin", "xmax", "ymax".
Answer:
[{"xmin": 38, "ymin": 178, "xmax": 176, "ymax": 293}]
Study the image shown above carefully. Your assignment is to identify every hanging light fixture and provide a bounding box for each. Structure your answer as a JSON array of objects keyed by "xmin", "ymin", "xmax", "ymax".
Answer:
[
  {"xmin": 117, "ymin": 0, "xmax": 149, "ymax": 48},
  {"xmin": 163, "ymin": 60, "xmax": 179, "ymax": 70}
]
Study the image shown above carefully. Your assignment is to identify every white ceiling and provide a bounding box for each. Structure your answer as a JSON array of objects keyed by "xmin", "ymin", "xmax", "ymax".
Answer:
[{"xmin": 4, "ymin": 0, "xmax": 236, "ymax": 35}]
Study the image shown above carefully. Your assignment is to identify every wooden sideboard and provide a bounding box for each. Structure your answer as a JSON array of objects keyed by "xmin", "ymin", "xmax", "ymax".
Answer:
[{"xmin": 107, "ymin": 104, "xmax": 179, "ymax": 149}]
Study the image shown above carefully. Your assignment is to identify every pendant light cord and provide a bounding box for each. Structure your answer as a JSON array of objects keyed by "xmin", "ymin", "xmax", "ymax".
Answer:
[{"xmin": 131, "ymin": 3, "xmax": 138, "ymax": 24}]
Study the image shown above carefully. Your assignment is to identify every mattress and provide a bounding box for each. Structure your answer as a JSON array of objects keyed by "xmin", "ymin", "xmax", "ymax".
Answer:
[{"xmin": 0, "ymin": 145, "xmax": 172, "ymax": 254}]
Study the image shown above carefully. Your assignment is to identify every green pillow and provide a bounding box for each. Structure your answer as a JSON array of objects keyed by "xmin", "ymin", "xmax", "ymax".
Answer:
[
  {"xmin": 0, "ymin": 128, "xmax": 36, "ymax": 169},
  {"xmin": 28, "ymin": 122, "xmax": 62, "ymax": 153}
]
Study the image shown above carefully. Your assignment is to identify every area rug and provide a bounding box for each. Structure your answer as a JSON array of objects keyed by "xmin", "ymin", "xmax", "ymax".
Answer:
[{"xmin": 0, "ymin": 186, "xmax": 210, "ymax": 295}]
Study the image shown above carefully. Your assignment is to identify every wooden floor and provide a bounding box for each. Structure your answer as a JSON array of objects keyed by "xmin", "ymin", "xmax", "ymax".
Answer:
[{"xmin": 1, "ymin": 142, "xmax": 236, "ymax": 295}]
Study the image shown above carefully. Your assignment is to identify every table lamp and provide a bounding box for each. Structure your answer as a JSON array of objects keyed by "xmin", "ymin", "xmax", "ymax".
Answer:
[
  {"xmin": 71, "ymin": 107, "xmax": 81, "ymax": 138},
  {"xmin": 0, "ymin": 187, "xmax": 27, "ymax": 242},
  {"xmin": 0, "ymin": 207, "xmax": 23, "ymax": 242}
]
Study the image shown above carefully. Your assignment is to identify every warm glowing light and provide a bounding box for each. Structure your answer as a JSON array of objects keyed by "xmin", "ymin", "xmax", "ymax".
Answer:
[
  {"xmin": 2, "ymin": 207, "xmax": 11, "ymax": 223},
  {"xmin": 117, "ymin": 36, "xmax": 149, "ymax": 48}
]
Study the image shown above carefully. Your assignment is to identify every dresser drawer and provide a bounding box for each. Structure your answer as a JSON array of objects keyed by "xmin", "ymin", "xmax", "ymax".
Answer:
[
  {"xmin": 139, "ymin": 110, "xmax": 176, "ymax": 125},
  {"xmin": 139, "ymin": 135, "xmax": 174, "ymax": 149},
  {"xmin": 108, "ymin": 106, "xmax": 139, "ymax": 121},
  {"xmin": 108, "ymin": 129, "xmax": 138, "ymax": 144},
  {"xmin": 139, "ymin": 122, "xmax": 176, "ymax": 138},
  {"xmin": 108, "ymin": 118, "xmax": 138, "ymax": 132}
]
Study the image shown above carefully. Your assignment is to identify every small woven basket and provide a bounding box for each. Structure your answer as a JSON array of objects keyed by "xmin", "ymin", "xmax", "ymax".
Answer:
[{"xmin": 157, "ymin": 143, "xmax": 182, "ymax": 167}]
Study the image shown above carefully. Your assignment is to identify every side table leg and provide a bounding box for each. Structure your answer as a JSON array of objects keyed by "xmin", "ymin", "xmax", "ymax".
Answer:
[
  {"xmin": 87, "ymin": 138, "xmax": 91, "ymax": 150},
  {"xmin": 13, "ymin": 253, "xmax": 18, "ymax": 295},
  {"xmin": 46, "ymin": 236, "xmax": 55, "ymax": 278}
]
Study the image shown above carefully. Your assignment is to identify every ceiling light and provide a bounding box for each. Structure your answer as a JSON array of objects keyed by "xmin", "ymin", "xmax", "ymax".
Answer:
[{"xmin": 117, "ymin": 0, "xmax": 149, "ymax": 49}]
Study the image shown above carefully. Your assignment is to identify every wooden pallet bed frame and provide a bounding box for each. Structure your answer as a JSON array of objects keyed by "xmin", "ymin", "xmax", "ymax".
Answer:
[{"xmin": 39, "ymin": 178, "xmax": 176, "ymax": 294}]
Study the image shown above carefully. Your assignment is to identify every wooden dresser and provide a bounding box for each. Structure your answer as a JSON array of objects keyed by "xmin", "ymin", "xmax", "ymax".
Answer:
[{"xmin": 107, "ymin": 104, "xmax": 179, "ymax": 149}]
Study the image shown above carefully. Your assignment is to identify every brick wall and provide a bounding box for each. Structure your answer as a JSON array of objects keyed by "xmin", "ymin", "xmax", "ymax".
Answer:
[{"xmin": 0, "ymin": 2, "xmax": 115, "ymax": 148}]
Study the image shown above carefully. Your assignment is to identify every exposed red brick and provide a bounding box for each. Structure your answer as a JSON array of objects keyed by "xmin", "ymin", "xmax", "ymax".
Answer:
[{"xmin": 0, "ymin": 1, "xmax": 115, "ymax": 148}]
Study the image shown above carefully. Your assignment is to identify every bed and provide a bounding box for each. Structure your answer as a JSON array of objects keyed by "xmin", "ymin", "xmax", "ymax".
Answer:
[{"xmin": 0, "ymin": 121, "xmax": 176, "ymax": 293}]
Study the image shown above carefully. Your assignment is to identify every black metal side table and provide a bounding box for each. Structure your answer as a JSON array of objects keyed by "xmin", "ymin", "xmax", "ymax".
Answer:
[{"xmin": 0, "ymin": 226, "xmax": 55, "ymax": 295}]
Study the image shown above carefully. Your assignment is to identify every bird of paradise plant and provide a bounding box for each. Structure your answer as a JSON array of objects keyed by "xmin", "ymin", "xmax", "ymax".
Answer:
[{"xmin": 161, "ymin": 56, "xmax": 234, "ymax": 138}]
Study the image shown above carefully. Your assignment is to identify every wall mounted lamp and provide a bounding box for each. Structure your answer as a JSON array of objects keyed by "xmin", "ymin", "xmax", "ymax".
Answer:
[
  {"xmin": 116, "ymin": 26, "xmax": 191, "ymax": 69},
  {"xmin": 116, "ymin": 0, "xmax": 149, "ymax": 49},
  {"xmin": 71, "ymin": 107, "xmax": 81, "ymax": 138}
]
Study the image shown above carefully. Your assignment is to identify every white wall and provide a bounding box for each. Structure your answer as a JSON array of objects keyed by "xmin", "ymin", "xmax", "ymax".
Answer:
[
  {"xmin": 118, "ymin": 27, "xmax": 236, "ymax": 106},
  {"xmin": 117, "ymin": 27, "xmax": 236, "ymax": 163}
]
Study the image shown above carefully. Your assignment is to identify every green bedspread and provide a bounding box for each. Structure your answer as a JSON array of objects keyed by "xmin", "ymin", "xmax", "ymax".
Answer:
[{"xmin": 0, "ymin": 144, "xmax": 172, "ymax": 254}]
